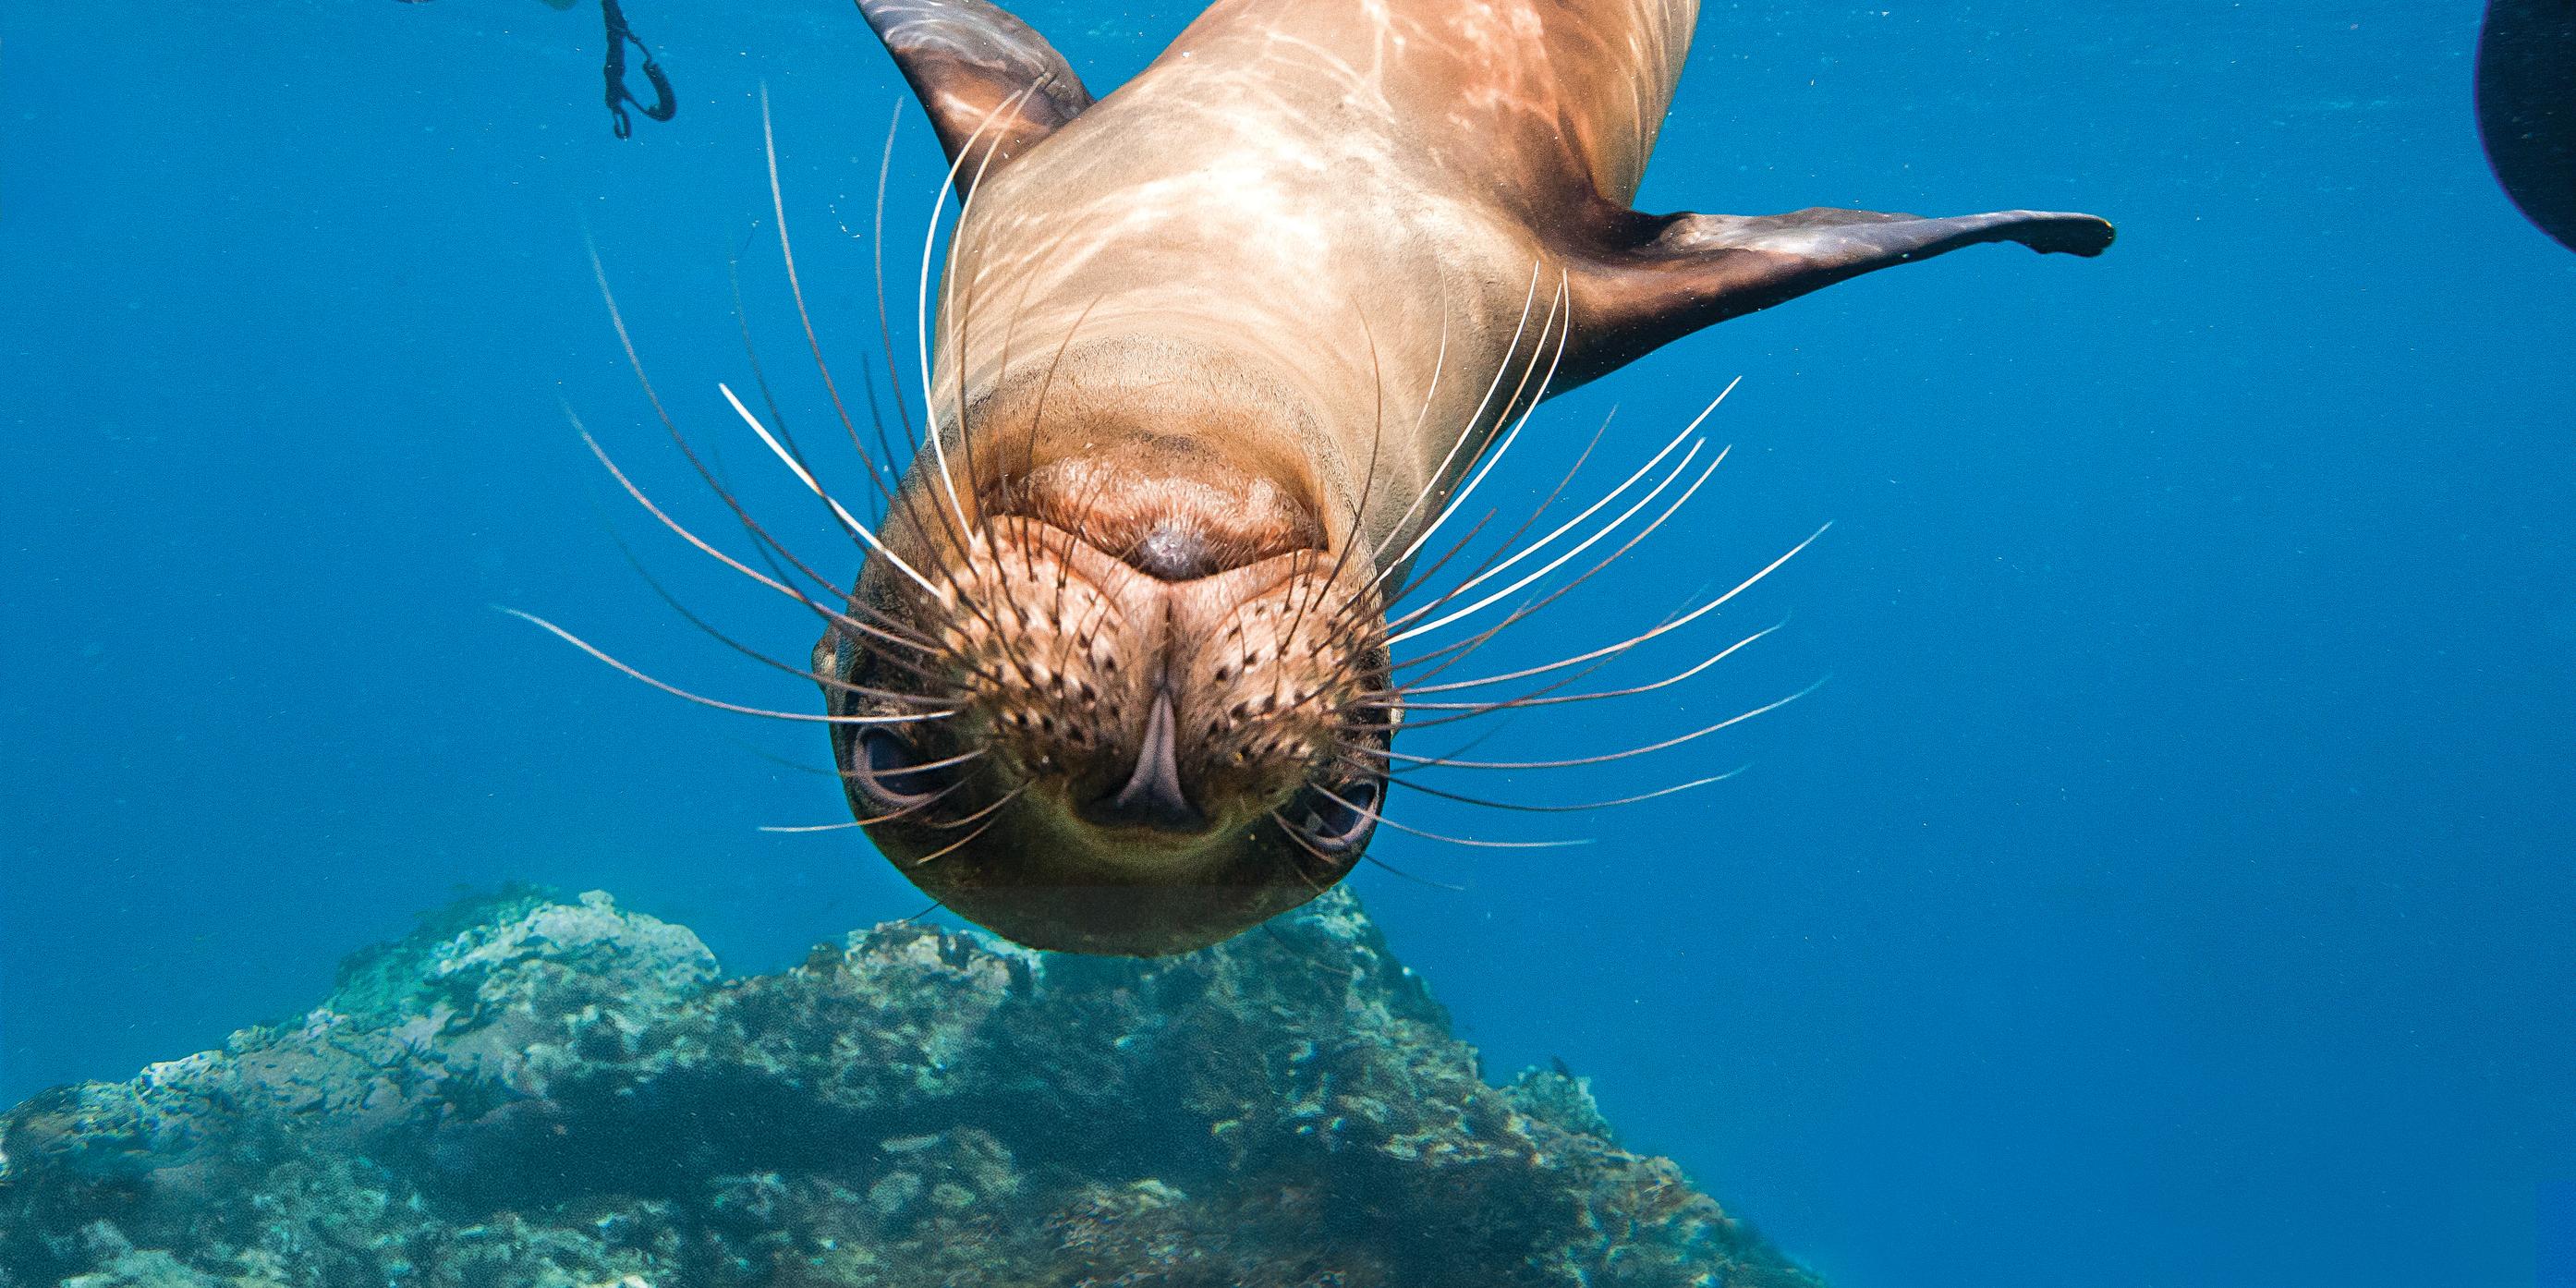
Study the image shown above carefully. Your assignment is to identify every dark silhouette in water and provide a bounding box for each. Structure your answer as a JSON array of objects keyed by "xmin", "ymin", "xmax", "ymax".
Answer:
[
  {"xmin": 391, "ymin": 0, "xmax": 674, "ymax": 139},
  {"xmin": 2478, "ymin": 0, "xmax": 2576, "ymax": 249}
]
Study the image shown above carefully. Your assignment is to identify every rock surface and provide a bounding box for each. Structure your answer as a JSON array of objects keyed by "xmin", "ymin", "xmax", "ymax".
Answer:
[{"xmin": 0, "ymin": 887, "xmax": 1822, "ymax": 1287}]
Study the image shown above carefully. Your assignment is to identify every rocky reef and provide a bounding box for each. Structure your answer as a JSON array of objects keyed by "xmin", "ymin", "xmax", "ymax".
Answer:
[{"xmin": 0, "ymin": 887, "xmax": 1821, "ymax": 1287}]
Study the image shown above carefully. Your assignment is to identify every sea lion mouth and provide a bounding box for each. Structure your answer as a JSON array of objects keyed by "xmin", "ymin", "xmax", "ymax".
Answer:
[
  {"xmin": 822, "ymin": 513, "xmax": 1391, "ymax": 954},
  {"xmin": 1079, "ymin": 691, "xmax": 1208, "ymax": 833}
]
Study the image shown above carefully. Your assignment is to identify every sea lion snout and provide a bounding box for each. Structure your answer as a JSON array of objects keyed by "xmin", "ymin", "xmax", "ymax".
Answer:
[{"xmin": 828, "ymin": 515, "xmax": 1390, "ymax": 954}]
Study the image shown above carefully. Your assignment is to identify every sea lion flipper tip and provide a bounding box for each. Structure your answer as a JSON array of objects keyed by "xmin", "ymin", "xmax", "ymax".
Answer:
[
  {"xmin": 856, "ymin": 0, "xmax": 1094, "ymax": 188},
  {"xmin": 1567, "ymin": 205, "xmax": 2114, "ymax": 382}
]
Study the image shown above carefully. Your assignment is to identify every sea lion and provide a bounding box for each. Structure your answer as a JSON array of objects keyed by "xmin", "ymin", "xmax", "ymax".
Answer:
[{"xmin": 739, "ymin": 0, "xmax": 2113, "ymax": 955}]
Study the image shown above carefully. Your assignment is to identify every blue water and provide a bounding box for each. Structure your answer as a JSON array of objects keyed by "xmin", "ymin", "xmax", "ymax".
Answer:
[{"xmin": 5, "ymin": 2, "xmax": 2572, "ymax": 1284}]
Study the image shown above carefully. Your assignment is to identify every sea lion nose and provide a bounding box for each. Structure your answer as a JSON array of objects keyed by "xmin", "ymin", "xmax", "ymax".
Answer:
[
  {"xmin": 1126, "ymin": 524, "xmax": 1216, "ymax": 580},
  {"xmin": 1079, "ymin": 691, "xmax": 1207, "ymax": 832}
]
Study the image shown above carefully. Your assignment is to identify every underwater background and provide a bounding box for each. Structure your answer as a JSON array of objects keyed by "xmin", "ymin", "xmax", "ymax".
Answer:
[{"xmin": 3, "ymin": 1, "xmax": 2571, "ymax": 1285}]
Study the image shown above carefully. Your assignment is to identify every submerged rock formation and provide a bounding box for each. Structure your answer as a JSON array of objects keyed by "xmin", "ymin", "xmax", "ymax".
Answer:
[{"xmin": 0, "ymin": 887, "xmax": 1820, "ymax": 1287}]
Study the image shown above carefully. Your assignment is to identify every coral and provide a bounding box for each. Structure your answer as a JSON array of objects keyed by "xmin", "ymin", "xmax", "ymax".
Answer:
[{"xmin": 0, "ymin": 887, "xmax": 1821, "ymax": 1288}]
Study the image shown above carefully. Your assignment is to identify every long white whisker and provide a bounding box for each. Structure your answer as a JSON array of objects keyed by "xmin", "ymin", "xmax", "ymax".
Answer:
[
  {"xmin": 1389, "ymin": 440, "xmax": 1720, "ymax": 645},
  {"xmin": 1394, "ymin": 622, "xmax": 1780, "ymax": 712},
  {"xmin": 759, "ymin": 84, "xmax": 898, "ymax": 498},
  {"xmin": 503, "ymin": 609, "xmax": 952, "ymax": 726},
  {"xmin": 1392, "ymin": 766, "xmax": 1748, "ymax": 813},
  {"xmin": 1367, "ymin": 261, "xmax": 1544, "ymax": 568},
  {"xmin": 566, "ymin": 416, "xmax": 936, "ymax": 654},
  {"xmin": 916, "ymin": 83, "xmax": 1047, "ymax": 540},
  {"xmin": 719, "ymin": 383, "xmax": 942, "ymax": 598},
  {"xmin": 1307, "ymin": 784, "xmax": 1591, "ymax": 850},
  {"xmin": 1364, "ymin": 679, "xmax": 1824, "ymax": 772},
  {"xmin": 1376, "ymin": 269, "xmax": 1570, "ymax": 588},
  {"xmin": 1398, "ymin": 527, "xmax": 1829, "ymax": 696},
  {"xmin": 1391, "ymin": 377, "xmax": 1741, "ymax": 634}
]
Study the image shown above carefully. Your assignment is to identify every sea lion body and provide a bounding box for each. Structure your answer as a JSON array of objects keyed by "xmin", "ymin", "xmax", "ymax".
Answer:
[
  {"xmin": 930, "ymin": 0, "xmax": 1693, "ymax": 558},
  {"xmin": 819, "ymin": 0, "xmax": 2112, "ymax": 954}
]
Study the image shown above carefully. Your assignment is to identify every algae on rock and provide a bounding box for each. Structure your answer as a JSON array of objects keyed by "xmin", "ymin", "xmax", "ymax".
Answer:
[{"xmin": 0, "ymin": 887, "xmax": 1821, "ymax": 1287}]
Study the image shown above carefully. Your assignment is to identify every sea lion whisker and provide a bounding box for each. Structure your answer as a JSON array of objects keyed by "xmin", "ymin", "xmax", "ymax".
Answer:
[
  {"xmin": 1368, "ymin": 268, "xmax": 1568, "ymax": 589},
  {"xmin": 1345, "ymin": 413, "xmax": 1623, "ymax": 662},
  {"xmin": 941, "ymin": 112, "xmax": 1029, "ymax": 548},
  {"xmin": 1387, "ymin": 766, "xmax": 1746, "ymax": 814},
  {"xmin": 870, "ymin": 103, "xmax": 945, "ymax": 545},
  {"xmin": 906, "ymin": 812, "xmax": 1005, "ymax": 869},
  {"xmin": 865, "ymin": 102, "xmax": 943, "ymax": 520},
  {"xmin": 756, "ymin": 86, "xmax": 902, "ymax": 504},
  {"xmin": 569, "ymin": 419, "xmax": 939, "ymax": 657},
  {"xmin": 1301, "ymin": 312, "xmax": 1454, "ymax": 652},
  {"xmin": 1264, "ymin": 813, "xmax": 1348, "ymax": 895},
  {"xmin": 880, "ymin": 745, "xmax": 992, "ymax": 779},
  {"xmin": 1346, "ymin": 679, "xmax": 1823, "ymax": 772},
  {"xmin": 726, "ymin": 240, "xmax": 904, "ymax": 560},
  {"xmin": 1363, "ymin": 626, "xmax": 1766, "ymax": 736},
  {"xmin": 1017, "ymin": 292, "xmax": 1109, "ymax": 507},
  {"xmin": 930, "ymin": 783, "xmax": 1028, "ymax": 832},
  {"xmin": 1286, "ymin": 311, "xmax": 1393, "ymax": 645},
  {"xmin": 942, "ymin": 199, "xmax": 1078, "ymax": 700},
  {"xmin": 1379, "ymin": 497, "xmax": 1694, "ymax": 688},
  {"xmin": 1391, "ymin": 623, "xmax": 1781, "ymax": 722},
  {"xmin": 1358, "ymin": 855, "xmax": 1470, "ymax": 893},
  {"xmin": 1367, "ymin": 260, "xmax": 1545, "ymax": 571},
  {"xmin": 1306, "ymin": 342, "xmax": 1589, "ymax": 672},
  {"xmin": 1379, "ymin": 449, "xmax": 1747, "ymax": 687},
  {"xmin": 726, "ymin": 739, "xmax": 844, "ymax": 777},
  {"xmin": 719, "ymin": 383, "xmax": 946, "ymax": 600},
  {"xmin": 917, "ymin": 82, "xmax": 1051, "ymax": 541},
  {"xmin": 1310, "ymin": 404, "xmax": 1611, "ymax": 679},
  {"xmin": 608, "ymin": 521, "xmax": 955, "ymax": 699},
  {"xmin": 1309, "ymin": 506, "xmax": 1502, "ymax": 665},
  {"xmin": 1341, "ymin": 636, "xmax": 1633, "ymax": 733},
  {"xmin": 584, "ymin": 250, "xmax": 931, "ymax": 648},
  {"xmin": 502, "ymin": 608, "xmax": 955, "ymax": 727},
  {"xmin": 1304, "ymin": 783, "xmax": 1589, "ymax": 849},
  {"xmin": 1318, "ymin": 389, "xmax": 1574, "ymax": 655},
  {"xmin": 759, "ymin": 772, "xmax": 977, "ymax": 831},
  {"xmin": 1385, "ymin": 403, "xmax": 1705, "ymax": 636},
  {"xmin": 856, "ymin": 366, "xmax": 920, "ymax": 518},
  {"xmin": 1389, "ymin": 269, "xmax": 1572, "ymax": 575},
  {"xmin": 1348, "ymin": 607, "xmax": 1725, "ymax": 731},
  {"xmin": 1388, "ymin": 439, "xmax": 1716, "ymax": 646},
  {"xmin": 1393, "ymin": 530, "xmax": 1825, "ymax": 696}
]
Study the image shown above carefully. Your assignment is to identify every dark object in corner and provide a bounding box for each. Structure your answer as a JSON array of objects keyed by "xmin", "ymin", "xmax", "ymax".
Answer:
[
  {"xmin": 2478, "ymin": 0, "xmax": 2576, "ymax": 250},
  {"xmin": 601, "ymin": 0, "xmax": 676, "ymax": 139},
  {"xmin": 392, "ymin": 0, "xmax": 675, "ymax": 140}
]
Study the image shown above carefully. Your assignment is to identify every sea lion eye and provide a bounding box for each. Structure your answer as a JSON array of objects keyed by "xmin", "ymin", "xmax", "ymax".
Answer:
[
  {"xmin": 1289, "ymin": 779, "xmax": 1380, "ymax": 853},
  {"xmin": 854, "ymin": 729, "xmax": 947, "ymax": 810}
]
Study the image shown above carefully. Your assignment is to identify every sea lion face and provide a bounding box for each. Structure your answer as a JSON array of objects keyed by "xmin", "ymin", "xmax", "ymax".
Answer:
[{"xmin": 817, "ymin": 409, "xmax": 1393, "ymax": 956}]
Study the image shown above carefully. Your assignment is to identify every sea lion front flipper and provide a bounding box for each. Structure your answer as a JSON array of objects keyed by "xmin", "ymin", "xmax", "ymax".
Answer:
[
  {"xmin": 856, "ymin": 0, "xmax": 1093, "ymax": 189},
  {"xmin": 1563, "ymin": 206, "xmax": 2116, "ymax": 383}
]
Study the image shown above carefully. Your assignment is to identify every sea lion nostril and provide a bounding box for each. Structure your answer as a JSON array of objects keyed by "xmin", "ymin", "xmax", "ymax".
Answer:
[{"xmin": 1126, "ymin": 523, "xmax": 1216, "ymax": 580}]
